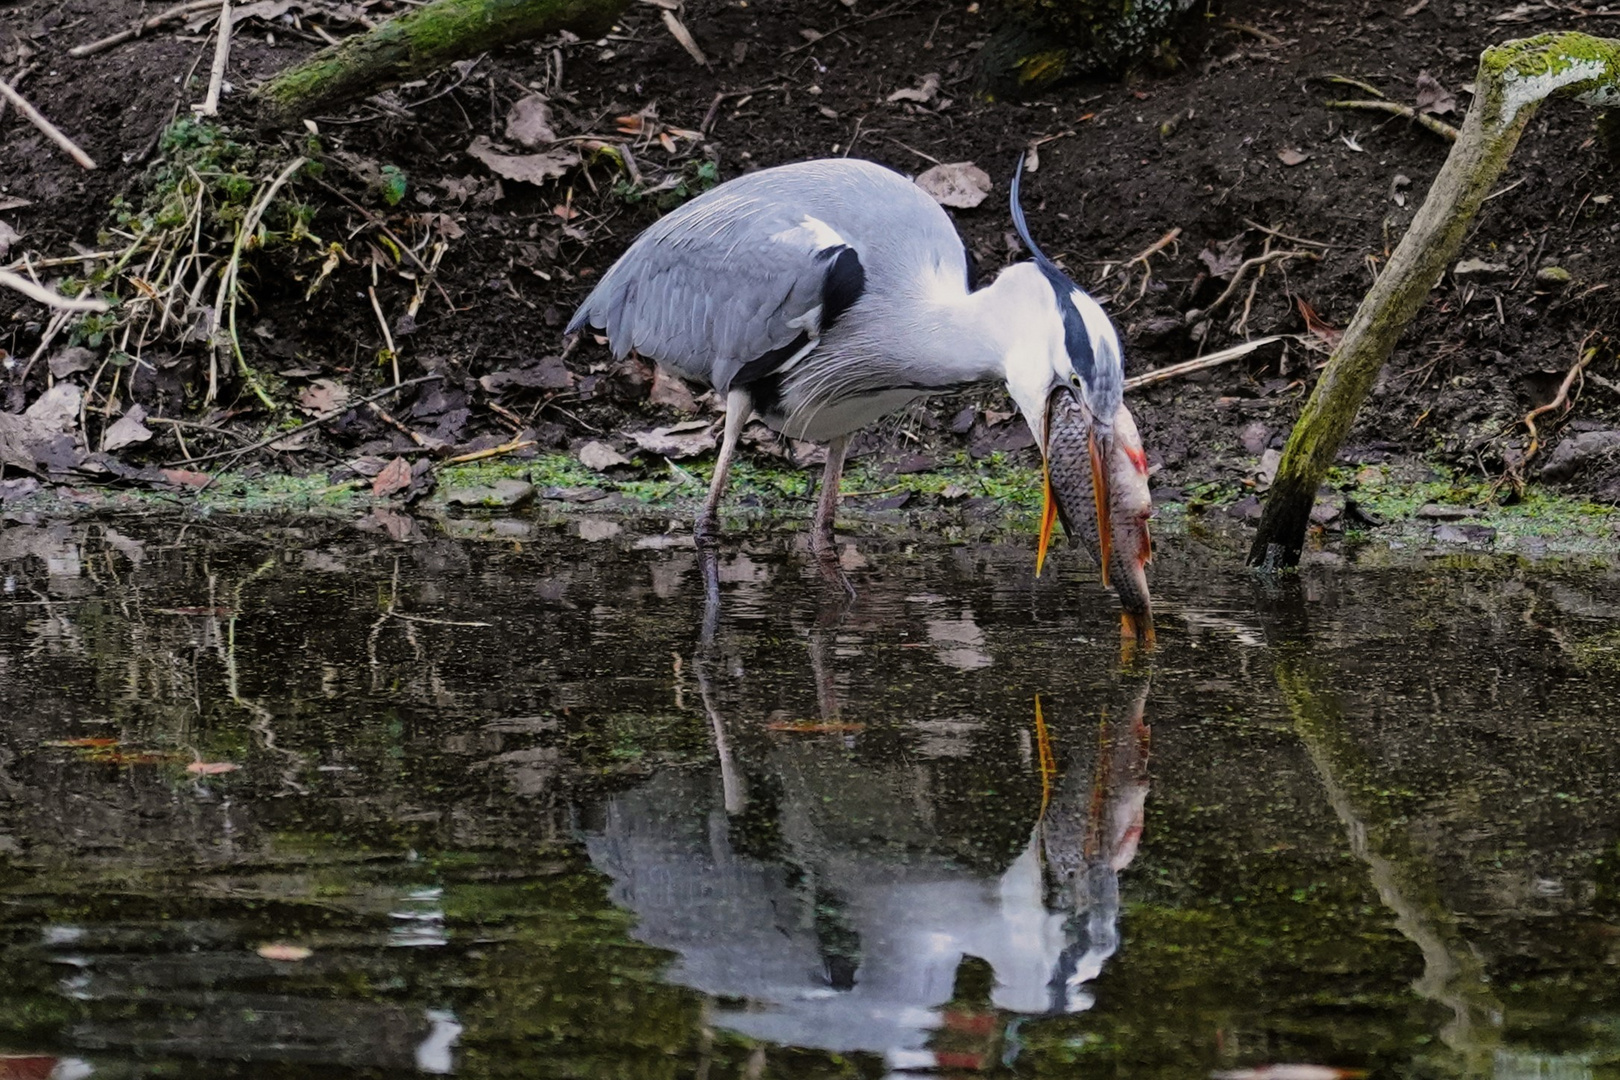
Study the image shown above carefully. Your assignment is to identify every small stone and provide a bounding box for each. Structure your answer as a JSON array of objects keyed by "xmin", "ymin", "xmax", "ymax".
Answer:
[
  {"xmin": 1453, "ymin": 257, "xmax": 1508, "ymax": 277},
  {"xmin": 541, "ymin": 486, "xmax": 608, "ymax": 503},
  {"xmin": 1256, "ymin": 448, "xmax": 1282, "ymax": 489},
  {"xmin": 1415, "ymin": 502, "xmax": 1483, "ymax": 520},
  {"xmin": 1534, "ymin": 265, "xmax": 1572, "ymax": 289},
  {"xmin": 1435, "ymin": 522, "xmax": 1497, "ymax": 545},
  {"xmin": 1225, "ymin": 494, "xmax": 1263, "ymax": 521},
  {"xmin": 1239, "ymin": 421, "xmax": 1271, "ymax": 456},
  {"xmin": 893, "ymin": 454, "xmax": 935, "ymax": 475},
  {"xmin": 444, "ymin": 479, "xmax": 536, "ymax": 508},
  {"xmin": 1540, "ymin": 430, "xmax": 1620, "ymax": 481},
  {"xmin": 577, "ymin": 440, "xmax": 630, "ymax": 471}
]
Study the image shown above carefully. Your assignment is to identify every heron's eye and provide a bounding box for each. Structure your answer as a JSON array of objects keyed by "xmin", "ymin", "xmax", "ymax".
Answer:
[{"xmin": 1069, "ymin": 373, "xmax": 1082, "ymax": 388}]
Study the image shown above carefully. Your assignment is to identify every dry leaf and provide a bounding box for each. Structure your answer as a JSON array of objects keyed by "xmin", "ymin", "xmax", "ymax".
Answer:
[
  {"xmin": 915, "ymin": 162, "xmax": 992, "ymax": 208},
  {"xmin": 578, "ymin": 440, "xmax": 630, "ymax": 471},
  {"xmin": 1414, "ymin": 70, "xmax": 1456, "ymax": 116},
  {"xmin": 24, "ymin": 383, "xmax": 82, "ymax": 431},
  {"xmin": 233, "ymin": 0, "xmax": 297, "ymax": 22},
  {"xmin": 467, "ymin": 135, "xmax": 579, "ymax": 185},
  {"xmin": 159, "ymin": 468, "xmax": 212, "ymax": 488},
  {"xmin": 0, "ymin": 413, "xmax": 55, "ymax": 473},
  {"xmin": 505, "ymin": 93, "xmax": 558, "ymax": 148},
  {"xmin": 1277, "ymin": 148, "xmax": 1310, "ymax": 166},
  {"xmin": 630, "ymin": 425, "xmax": 717, "ymax": 459},
  {"xmin": 297, "ymin": 378, "xmax": 351, "ymax": 416},
  {"xmin": 48, "ymin": 346, "xmax": 95, "ymax": 377},
  {"xmin": 256, "ymin": 943, "xmax": 313, "ymax": 962},
  {"xmin": 0, "ymin": 220, "xmax": 19, "ymax": 260},
  {"xmin": 649, "ymin": 367, "xmax": 699, "ymax": 413},
  {"xmin": 1296, "ymin": 297, "xmax": 1343, "ymax": 348},
  {"xmin": 102, "ymin": 404, "xmax": 154, "ymax": 451},
  {"xmin": 186, "ymin": 761, "xmax": 240, "ymax": 775},
  {"xmin": 887, "ymin": 73, "xmax": 941, "ymax": 104},
  {"xmin": 373, "ymin": 456, "xmax": 412, "ymax": 497}
]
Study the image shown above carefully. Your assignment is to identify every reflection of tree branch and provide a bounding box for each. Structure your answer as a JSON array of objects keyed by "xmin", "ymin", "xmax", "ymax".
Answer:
[
  {"xmin": 1274, "ymin": 655, "xmax": 1500, "ymax": 1075},
  {"xmin": 225, "ymin": 557, "xmax": 309, "ymax": 793}
]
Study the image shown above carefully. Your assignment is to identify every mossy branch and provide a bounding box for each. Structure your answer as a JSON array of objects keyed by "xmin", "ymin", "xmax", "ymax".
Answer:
[
  {"xmin": 251, "ymin": 0, "xmax": 629, "ymax": 127},
  {"xmin": 1249, "ymin": 32, "xmax": 1620, "ymax": 571}
]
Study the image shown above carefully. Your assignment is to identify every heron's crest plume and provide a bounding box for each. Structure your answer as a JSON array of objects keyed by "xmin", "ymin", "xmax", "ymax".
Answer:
[
  {"xmin": 1007, "ymin": 153, "xmax": 1124, "ymax": 428},
  {"xmin": 1010, "ymin": 151, "xmax": 1055, "ymax": 271}
]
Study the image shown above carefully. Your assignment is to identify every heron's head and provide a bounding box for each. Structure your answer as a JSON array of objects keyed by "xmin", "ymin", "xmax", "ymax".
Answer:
[{"xmin": 1004, "ymin": 154, "xmax": 1129, "ymax": 585}]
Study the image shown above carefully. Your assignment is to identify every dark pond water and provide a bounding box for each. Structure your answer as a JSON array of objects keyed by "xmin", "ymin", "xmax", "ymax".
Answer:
[{"xmin": 1, "ymin": 516, "xmax": 1618, "ymax": 1079}]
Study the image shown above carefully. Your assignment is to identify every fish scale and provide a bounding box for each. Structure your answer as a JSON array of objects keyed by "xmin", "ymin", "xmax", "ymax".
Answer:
[{"xmin": 1046, "ymin": 395, "xmax": 1154, "ymax": 633}]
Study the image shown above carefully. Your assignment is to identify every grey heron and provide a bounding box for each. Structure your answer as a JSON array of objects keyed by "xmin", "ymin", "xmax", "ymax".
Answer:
[{"xmin": 567, "ymin": 155, "xmax": 1129, "ymax": 577}]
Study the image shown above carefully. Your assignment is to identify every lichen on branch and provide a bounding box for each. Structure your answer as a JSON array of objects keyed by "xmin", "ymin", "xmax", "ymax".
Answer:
[
  {"xmin": 1248, "ymin": 32, "xmax": 1620, "ymax": 571},
  {"xmin": 252, "ymin": 0, "xmax": 628, "ymax": 127}
]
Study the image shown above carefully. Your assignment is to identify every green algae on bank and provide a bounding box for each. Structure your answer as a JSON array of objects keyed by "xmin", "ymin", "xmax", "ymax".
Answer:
[{"xmin": 3, "ymin": 451, "xmax": 1617, "ymax": 560}]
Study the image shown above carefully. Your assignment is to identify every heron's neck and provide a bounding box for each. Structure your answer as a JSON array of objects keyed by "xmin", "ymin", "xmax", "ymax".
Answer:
[{"xmin": 866, "ymin": 266, "xmax": 1046, "ymax": 389}]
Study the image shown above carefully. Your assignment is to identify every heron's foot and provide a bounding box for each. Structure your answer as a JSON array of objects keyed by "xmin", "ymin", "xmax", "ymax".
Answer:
[
  {"xmin": 699, "ymin": 545, "xmax": 722, "ymax": 631},
  {"xmin": 694, "ymin": 511, "xmax": 722, "ymax": 548},
  {"xmin": 809, "ymin": 524, "xmax": 837, "ymax": 558},
  {"xmin": 813, "ymin": 546, "xmax": 856, "ymax": 598}
]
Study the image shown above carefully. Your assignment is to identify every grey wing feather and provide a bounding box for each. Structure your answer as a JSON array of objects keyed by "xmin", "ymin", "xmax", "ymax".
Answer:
[{"xmin": 567, "ymin": 186, "xmax": 850, "ymax": 393}]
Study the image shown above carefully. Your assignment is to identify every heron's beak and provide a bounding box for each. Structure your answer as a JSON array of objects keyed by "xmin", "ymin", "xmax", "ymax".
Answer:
[
  {"xmin": 1089, "ymin": 426, "xmax": 1114, "ymax": 588},
  {"xmin": 1036, "ymin": 451, "xmax": 1060, "ymax": 577}
]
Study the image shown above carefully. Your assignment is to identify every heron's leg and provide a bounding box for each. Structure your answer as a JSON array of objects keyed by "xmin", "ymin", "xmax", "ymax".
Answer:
[
  {"xmin": 697, "ymin": 387, "xmax": 752, "ymax": 546},
  {"xmin": 810, "ymin": 435, "xmax": 851, "ymax": 557}
]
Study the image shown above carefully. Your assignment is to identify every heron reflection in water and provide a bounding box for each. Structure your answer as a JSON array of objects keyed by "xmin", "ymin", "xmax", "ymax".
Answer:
[{"xmin": 582, "ymin": 624, "xmax": 1151, "ymax": 1068}]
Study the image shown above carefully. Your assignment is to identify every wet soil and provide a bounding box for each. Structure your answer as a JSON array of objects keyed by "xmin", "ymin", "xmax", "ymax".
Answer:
[{"xmin": 2, "ymin": 0, "xmax": 1620, "ymax": 524}]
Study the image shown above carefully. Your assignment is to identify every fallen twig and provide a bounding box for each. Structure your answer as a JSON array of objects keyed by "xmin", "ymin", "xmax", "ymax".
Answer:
[
  {"xmin": 368, "ymin": 400, "xmax": 430, "ymax": 448},
  {"xmin": 1187, "ymin": 250, "xmax": 1320, "ymax": 325},
  {"xmin": 0, "ymin": 269, "xmax": 109, "ymax": 312},
  {"xmin": 368, "ymin": 286, "xmax": 400, "ymax": 385},
  {"xmin": 1221, "ymin": 20, "xmax": 1282, "ymax": 45},
  {"xmin": 309, "ymin": 172, "xmax": 457, "ymax": 312},
  {"xmin": 164, "ymin": 373, "xmax": 443, "ymax": 468},
  {"xmin": 69, "ymin": 0, "xmax": 224, "ymax": 57},
  {"xmin": 700, "ymin": 84, "xmax": 783, "ymax": 132},
  {"xmin": 1243, "ymin": 218, "xmax": 1332, "ymax": 249},
  {"xmin": 1325, "ymin": 99, "xmax": 1460, "ymax": 141},
  {"xmin": 0, "ymin": 79, "xmax": 97, "ymax": 169},
  {"xmin": 199, "ymin": 0, "xmax": 234, "ymax": 116},
  {"xmin": 1123, "ymin": 336, "xmax": 1286, "ymax": 392},
  {"xmin": 782, "ymin": 0, "xmax": 925, "ymax": 55},
  {"xmin": 3, "ymin": 250, "xmax": 120, "ymax": 272},
  {"xmin": 660, "ymin": 8, "xmax": 708, "ymax": 65},
  {"xmin": 1523, "ymin": 331, "xmax": 1601, "ymax": 460},
  {"xmin": 444, "ymin": 438, "xmax": 537, "ymax": 465},
  {"xmin": 1320, "ymin": 73, "xmax": 1387, "ymax": 99},
  {"xmin": 211, "ymin": 155, "xmax": 305, "ymax": 406}
]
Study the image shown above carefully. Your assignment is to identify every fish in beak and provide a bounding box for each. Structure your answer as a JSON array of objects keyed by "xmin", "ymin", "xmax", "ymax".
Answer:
[{"xmin": 1038, "ymin": 392, "xmax": 1154, "ymax": 643}]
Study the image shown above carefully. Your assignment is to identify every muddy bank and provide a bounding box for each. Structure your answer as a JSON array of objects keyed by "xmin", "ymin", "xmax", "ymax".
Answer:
[{"xmin": 1, "ymin": 0, "xmax": 1619, "ymax": 543}]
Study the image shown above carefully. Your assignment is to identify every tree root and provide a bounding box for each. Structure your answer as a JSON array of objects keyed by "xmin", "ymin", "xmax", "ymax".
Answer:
[{"xmin": 1326, "ymin": 98, "xmax": 1460, "ymax": 141}]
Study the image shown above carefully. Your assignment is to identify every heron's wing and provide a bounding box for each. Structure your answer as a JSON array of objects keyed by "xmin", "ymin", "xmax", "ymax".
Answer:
[{"xmin": 566, "ymin": 192, "xmax": 865, "ymax": 394}]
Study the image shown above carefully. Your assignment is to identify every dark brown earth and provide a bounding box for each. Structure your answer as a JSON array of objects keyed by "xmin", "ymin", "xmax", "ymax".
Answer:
[{"xmin": 1, "ymin": 0, "xmax": 1618, "ymax": 513}]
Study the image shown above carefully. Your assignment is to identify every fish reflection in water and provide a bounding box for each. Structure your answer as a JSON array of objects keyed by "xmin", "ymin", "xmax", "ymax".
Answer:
[{"xmin": 583, "ymin": 631, "xmax": 1151, "ymax": 1065}]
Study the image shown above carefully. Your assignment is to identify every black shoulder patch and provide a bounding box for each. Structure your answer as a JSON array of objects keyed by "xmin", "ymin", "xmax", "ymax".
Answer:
[
  {"xmin": 732, "ymin": 331, "xmax": 812, "ymax": 397},
  {"xmin": 963, "ymin": 242, "xmax": 980, "ymax": 292},
  {"xmin": 818, "ymin": 245, "xmax": 865, "ymax": 332},
  {"xmin": 1036, "ymin": 263, "xmax": 1096, "ymax": 386}
]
